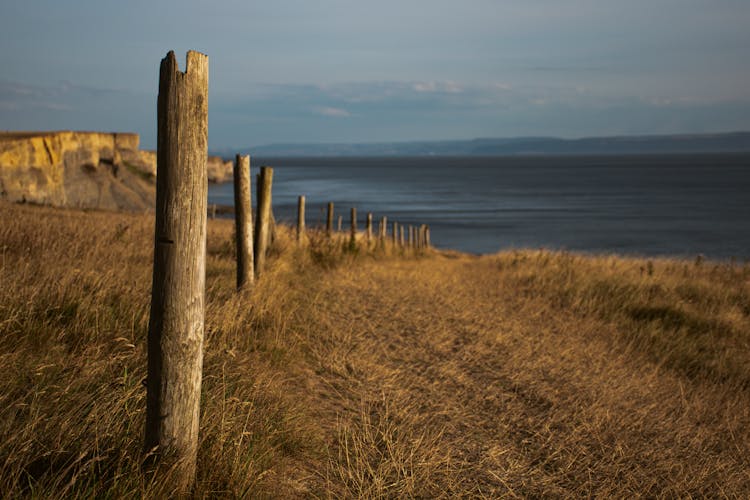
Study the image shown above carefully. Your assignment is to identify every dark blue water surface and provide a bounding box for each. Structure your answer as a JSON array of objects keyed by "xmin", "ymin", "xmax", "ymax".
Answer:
[{"xmin": 208, "ymin": 154, "xmax": 750, "ymax": 259}]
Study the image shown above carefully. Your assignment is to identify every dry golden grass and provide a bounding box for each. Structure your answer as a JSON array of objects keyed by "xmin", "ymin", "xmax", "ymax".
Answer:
[{"xmin": 1, "ymin": 201, "xmax": 749, "ymax": 497}]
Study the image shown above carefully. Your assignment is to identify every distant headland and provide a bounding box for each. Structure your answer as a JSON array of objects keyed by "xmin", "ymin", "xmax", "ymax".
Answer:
[{"xmin": 223, "ymin": 131, "xmax": 750, "ymax": 157}]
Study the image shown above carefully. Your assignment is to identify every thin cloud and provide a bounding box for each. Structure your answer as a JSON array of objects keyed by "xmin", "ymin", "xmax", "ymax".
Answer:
[
  {"xmin": 313, "ymin": 106, "xmax": 351, "ymax": 118},
  {"xmin": 0, "ymin": 82, "xmax": 67, "ymax": 112},
  {"xmin": 412, "ymin": 81, "xmax": 464, "ymax": 94}
]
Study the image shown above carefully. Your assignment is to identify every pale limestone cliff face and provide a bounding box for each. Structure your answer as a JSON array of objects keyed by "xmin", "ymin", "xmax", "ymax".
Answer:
[
  {"xmin": 0, "ymin": 131, "xmax": 234, "ymax": 211},
  {"xmin": 0, "ymin": 131, "xmax": 155, "ymax": 211}
]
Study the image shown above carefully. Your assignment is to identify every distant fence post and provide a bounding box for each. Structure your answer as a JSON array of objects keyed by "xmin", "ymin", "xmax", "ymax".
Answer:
[
  {"xmin": 380, "ymin": 216, "xmax": 387, "ymax": 242},
  {"xmin": 254, "ymin": 166, "xmax": 273, "ymax": 278},
  {"xmin": 399, "ymin": 225, "xmax": 405, "ymax": 247},
  {"xmin": 350, "ymin": 207, "xmax": 357, "ymax": 245},
  {"xmin": 425, "ymin": 225, "xmax": 431, "ymax": 248},
  {"xmin": 338, "ymin": 215, "xmax": 343, "ymax": 233},
  {"xmin": 326, "ymin": 202, "xmax": 334, "ymax": 237},
  {"xmin": 366, "ymin": 212, "xmax": 373, "ymax": 243},
  {"xmin": 297, "ymin": 195, "xmax": 305, "ymax": 242},
  {"xmin": 233, "ymin": 154, "xmax": 253, "ymax": 289},
  {"xmin": 392, "ymin": 221, "xmax": 398, "ymax": 246},
  {"xmin": 408, "ymin": 225, "xmax": 414, "ymax": 248},
  {"xmin": 145, "ymin": 50, "xmax": 208, "ymax": 493}
]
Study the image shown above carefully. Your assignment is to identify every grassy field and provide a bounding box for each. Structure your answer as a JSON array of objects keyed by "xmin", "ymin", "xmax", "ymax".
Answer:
[{"xmin": 1, "ymin": 201, "xmax": 749, "ymax": 497}]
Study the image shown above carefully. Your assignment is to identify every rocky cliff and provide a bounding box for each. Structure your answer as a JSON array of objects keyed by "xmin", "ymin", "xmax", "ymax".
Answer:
[{"xmin": 0, "ymin": 131, "xmax": 233, "ymax": 211}]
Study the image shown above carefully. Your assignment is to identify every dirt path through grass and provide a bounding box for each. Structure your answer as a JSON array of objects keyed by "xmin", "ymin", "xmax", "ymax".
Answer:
[{"xmin": 297, "ymin": 254, "xmax": 750, "ymax": 497}]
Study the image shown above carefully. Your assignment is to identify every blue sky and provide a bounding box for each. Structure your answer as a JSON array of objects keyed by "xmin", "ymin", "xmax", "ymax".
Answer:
[{"xmin": 1, "ymin": 0, "xmax": 749, "ymax": 149}]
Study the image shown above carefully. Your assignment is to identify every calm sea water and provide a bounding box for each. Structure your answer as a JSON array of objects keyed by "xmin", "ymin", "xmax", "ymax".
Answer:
[{"xmin": 208, "ymin": 154, "xmax": 750, "ymax": 259}]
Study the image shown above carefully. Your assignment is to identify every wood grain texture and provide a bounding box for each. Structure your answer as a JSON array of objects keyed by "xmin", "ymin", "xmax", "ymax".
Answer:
[
  {"xmin": 146, "ymin": 50, "xmax": 208, "ymax": 492},
  {"xmin": 233, "ymin": 155, "xmax": 253, "ymax": 289}
]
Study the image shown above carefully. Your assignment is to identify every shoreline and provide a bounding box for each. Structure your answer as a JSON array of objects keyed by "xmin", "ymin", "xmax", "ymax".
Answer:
[{"xmin": 3, "ymin": 199, "xmax": 746, "ymax": 264}]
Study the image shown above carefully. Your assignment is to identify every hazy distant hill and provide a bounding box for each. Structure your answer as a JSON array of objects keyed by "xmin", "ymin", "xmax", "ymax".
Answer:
[{"xmin": 218, "ymin": 132, "xmax": 750, "ymax": 157}]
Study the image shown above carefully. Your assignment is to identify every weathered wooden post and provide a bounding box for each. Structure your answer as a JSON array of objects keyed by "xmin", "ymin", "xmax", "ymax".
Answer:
[
  {"xmin": 366, "ymin": 212, "xmax": 373, "ymax": 243},
  {"xmin": 350, "ymin": 207, "xmax": 357, "ymax": 245},
  {"xmin": 210, "ymin": 203, "xmax": 216, "ymax": 219},
  {"xmin": 337, "ymin": 215, "xmax": 343, "ymax": 232},
  {"xmin": 145, "ymin": 50, "xmax": 208, "ymax": 493},
  {"xmin": 399, "ymin": 225, "xmax": 405, "ymax": 247},
  {"xmin": 326, "ymin": 202, "xmax": 334, "ymax": 237},
  {"xmin": 255, "ymin": 173, "xmax": 261, "ymax": 226},
  {"xmin": 233, "ymin": 154, "xmax": 253, "ymax": 289},
  {"xmin": 297, "ymin": 195, "xmax": 305, "ymax": 243},
  {"xmin": 425, "ymin": 225, "xmax": 431, "ymax": 248},
  {"xmin": 408, "ymin": 225, "xmax": 414, "ymax": 248},
  {"xmin": 392, "ymin": 221, "xmax": 398, "ymax": 246},
  {"xmin": 254, "ymin": 166, "xmax": 273, "ymax": 278},
  {"xmin": 380, "ymin": 216, "xmax": 387, "ymax": 241},
  {"xmin": 269, "ymin": 209, "xmax": 277, "ymax": 245}
]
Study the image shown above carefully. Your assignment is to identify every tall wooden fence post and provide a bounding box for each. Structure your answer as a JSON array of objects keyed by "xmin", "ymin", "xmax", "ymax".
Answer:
[
  {"xmin": 392, "ymin": 221, "xmax": 398, "ymax": 247},
  {"xmin": 399, "ymin": 225, "xmax": 405, "ymax": 247},
  {"xmin": 145, "ymin": 50, "xmax": 208, "ymax": 493},
  {"xmin": 380, "ymin": 216, "xmax": 387, "ymax": 241},
  {"xmin": 254, "ymin": 166, "xmax": 273, "ymax": 278},
  {"xmin": 350, "ymin": 207, "xmax": 357, "ymax": 245},
  {"xmin": 326, "ymin": 202, "xmax": 334, "ymax": 237},
  {"xmin": 366, "ymin": 212, "xmax": 373, "ymax": 243},
  {"xmin": 233, "ymin": 154, "xmax": 253, "ymax": 289},
  {"xmin": 297, "ymin": 195, "xmax": 305, "ymax": 242},
  {"xmin": 337, "ymin": 215, "xmax": 343, "ymax": 233},
  {"xmin": 425, "ymin": 225, "xmax": 431, "ymax": 248}
]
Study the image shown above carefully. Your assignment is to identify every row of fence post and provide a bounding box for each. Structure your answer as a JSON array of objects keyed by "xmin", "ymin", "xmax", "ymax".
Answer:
[
  {"xmin": 146, "ymin": 50, "xmax": 433, "ymax": 493},
  {"xmin": 232, "ymin": 159, "xmax": 433, "ymax": 288},
  {"xmin": 291, "ymin": 198, "xmax": 430, "ymax": 251}
]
